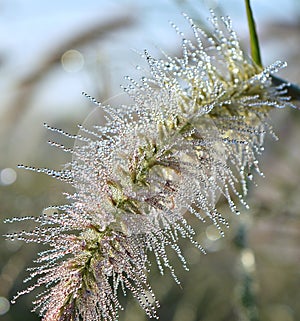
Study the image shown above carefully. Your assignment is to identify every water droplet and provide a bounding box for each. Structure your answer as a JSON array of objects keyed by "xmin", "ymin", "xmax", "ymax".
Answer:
[{"xmin": 247, "ymin": 173, "xmax": 253, "ymax": 180}]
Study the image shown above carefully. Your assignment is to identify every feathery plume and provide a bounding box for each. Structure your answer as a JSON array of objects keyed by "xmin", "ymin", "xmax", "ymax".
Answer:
[{"xmin": 6, "ymin": 11, "xmax": 295, "ymax": 321}]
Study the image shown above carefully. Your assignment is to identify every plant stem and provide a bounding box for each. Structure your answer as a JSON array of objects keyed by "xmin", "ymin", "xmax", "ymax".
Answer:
[
  {"xmin": 245, "ymin": 0, "xmax": 262, "ymax": 67},
  {"xmin": 245, "ymin": 0, "xmax": 300, "ymax": 104},
  {"xmin": 234, "ymin": 221, "xmax": 260, "ymax": 321}
]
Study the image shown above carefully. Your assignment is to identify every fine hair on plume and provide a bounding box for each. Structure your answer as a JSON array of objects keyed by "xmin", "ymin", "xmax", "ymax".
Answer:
[{"xmin": 5, "ymin": 10, "xmax": 296, "ymax": 321}]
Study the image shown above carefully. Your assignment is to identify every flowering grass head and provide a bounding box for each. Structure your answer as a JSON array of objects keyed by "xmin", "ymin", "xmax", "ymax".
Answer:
[
  {"xmin": 5, "ymin": 10, "xmax": 296, "ymax": 321},
  {"xmin": 6, "ymin": 210, "xmax": 158, "ymax": 321}
]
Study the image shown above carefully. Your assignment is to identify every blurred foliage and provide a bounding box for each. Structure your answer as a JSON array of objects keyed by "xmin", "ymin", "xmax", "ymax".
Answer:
[{"xmin": 0, "ymin": 1, "xmax": 299, "ymax": 321}]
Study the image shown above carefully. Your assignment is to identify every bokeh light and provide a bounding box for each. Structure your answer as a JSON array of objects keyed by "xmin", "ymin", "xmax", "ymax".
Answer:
[
  {"xmin": 0, "ymin": 168, "xmax": 17, "ymax": 186},
  {"xmin": 61, "ymin": 49, "xmax": 84, "ymax": 72},
  {"xmin": 0, "ymin": 297, "xmax": 10, "ymax": 316},
  {"xmin": 206, "ymin": 224, "xmax": 222, "ymax": 241}
]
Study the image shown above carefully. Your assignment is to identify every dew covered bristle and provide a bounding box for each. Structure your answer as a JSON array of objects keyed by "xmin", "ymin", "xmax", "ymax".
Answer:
[{"xmin": 6, "ymin": 12, "xmax": 295, "ymax": 321}]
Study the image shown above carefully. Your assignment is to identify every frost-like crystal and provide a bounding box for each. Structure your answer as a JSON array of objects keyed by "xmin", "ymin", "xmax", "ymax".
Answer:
[{"xmin": 6, "ymin": 11, "xmax": 295, "ymax": 321}]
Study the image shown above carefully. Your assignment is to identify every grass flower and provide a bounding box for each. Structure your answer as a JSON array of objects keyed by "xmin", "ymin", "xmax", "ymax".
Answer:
[
  {"xmin": 6, "ymin": 211, "xmax": 158, "ymax": 321},
  {"xmin": 6, "ymin": 11, "xmax": 296, "ymax": 321}
]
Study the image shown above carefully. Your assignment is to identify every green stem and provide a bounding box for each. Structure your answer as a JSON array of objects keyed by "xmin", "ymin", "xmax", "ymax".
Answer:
[
  {"xmin": 245, "ymin": 0, "xmax": 262, "ymax": 67},
  {"xmin": 245, "ymin": 0, "xmax": 300, "ymax": 104}
]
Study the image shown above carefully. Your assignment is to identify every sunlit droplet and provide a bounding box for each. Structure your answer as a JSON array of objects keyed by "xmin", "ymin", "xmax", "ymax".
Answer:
[
  {"xmin": 0, "ymin": 168, "xmax": 17, "ymax": 185},
  {"xmin": 61, "ymin": 49, "xmax": 84, "ymax": 72}
]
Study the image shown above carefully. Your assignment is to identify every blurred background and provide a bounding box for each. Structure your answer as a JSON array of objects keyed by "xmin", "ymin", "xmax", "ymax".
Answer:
[{"xmin": 0, "ymin": 0, "xmax": 299, "ymax": 320}]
